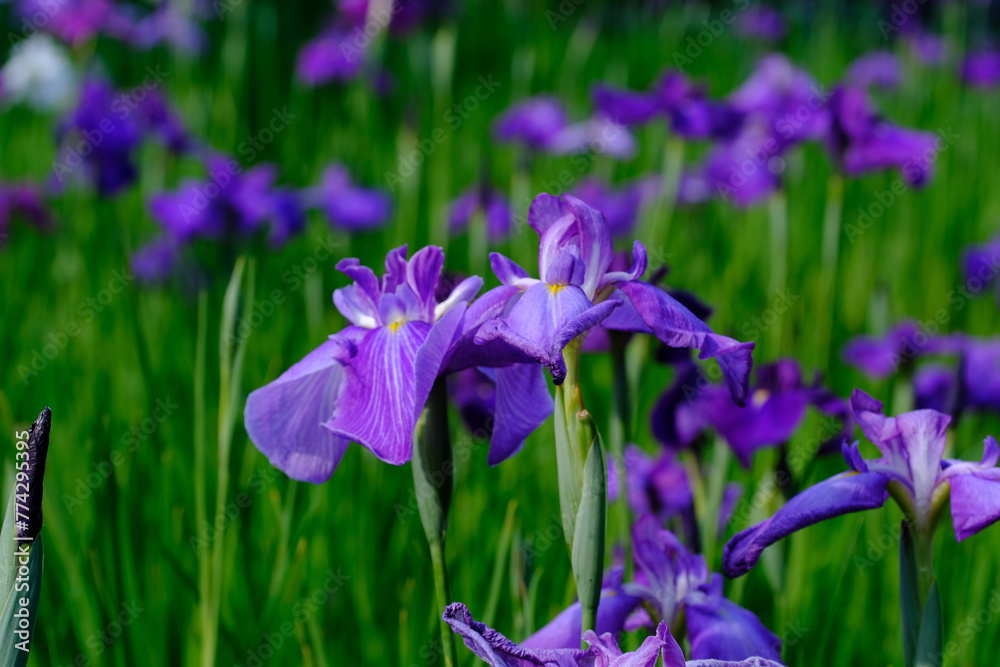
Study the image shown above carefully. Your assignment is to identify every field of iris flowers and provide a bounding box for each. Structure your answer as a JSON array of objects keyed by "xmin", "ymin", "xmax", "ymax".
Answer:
[{"xmin": 3, "ymin": 1, "xmax": 1000, "ymax": 665}]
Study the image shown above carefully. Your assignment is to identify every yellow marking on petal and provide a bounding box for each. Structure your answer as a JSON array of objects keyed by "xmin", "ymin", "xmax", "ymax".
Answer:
[
  {"xmin": 548, "ymin": 284, "xmax": 567, "ymax": 295},
  {"xmin": 751, "ymin": 388, "xmax": 770, "ymax": 408},
  {"xmin": 388, "ymin": 321, "xmax": 402, "ymax": 333}
]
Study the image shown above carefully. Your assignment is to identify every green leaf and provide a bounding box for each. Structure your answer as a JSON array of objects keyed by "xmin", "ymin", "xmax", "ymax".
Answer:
[
  {"xmin": 899, "ymin": 520, "xmax": 921, "ymax": 667},
  {"xmin": 914, "ymin": 581, "xmax": 943, "ymax": 667},
  {"xmin": 553, "ymin": 385, "xmax": 582, "ymax": 551},
  {"xmin": 571, "ymin": 418, "xmax": 607, "ymax": 636},
  {"xmin": 0, "ymin": 538, "xmax": 44, "ymax": 667}
]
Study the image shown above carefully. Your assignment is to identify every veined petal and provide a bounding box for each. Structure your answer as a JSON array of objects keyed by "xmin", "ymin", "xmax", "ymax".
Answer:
[
  {"xmin": 950, "ymin": 467, "xmax": 1000, "ymax": 541},
  {"xmin": 446, "ymin": 285, "xmax": 534, "ymax": 373},
  {"xmin": 323, "ymin": 321, "xmax": 430, "ymax": 465},
  {"xmin": 600, "ymin": 240, "xmax": 648, "ymax": 289},
  {"xmin": 606, "ymin": 281, "xmax": 754, "ymax": 405},
  {"xmin": 722, "ymin": 471, "xmax": 890, "ymax": 578},
  {"xmin": 631, "ymin": 515, "xmax": 708, "ymax": 621},
  {"xmin": 488, "ymin": 364, "xmax": 554, "ymax": 465},
  {"xmin": 244, "ymin": 335, "xmax": 353, "ymax": 483},
  {"xmin": 413, "ymin": 304, "xmax": 468, "ymax": 423},
  {"xmin": 529, "ymin": 193, "xmax": 615, "ymax": 299},
  {"xmin": 443, "ymin": 602, "xmax": 589, "ymax": 666}
]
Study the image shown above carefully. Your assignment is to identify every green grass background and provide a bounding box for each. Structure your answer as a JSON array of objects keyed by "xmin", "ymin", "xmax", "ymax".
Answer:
[{"xmin": 2, "ymin": 1, "xmax": 1000, "ymax": 665}]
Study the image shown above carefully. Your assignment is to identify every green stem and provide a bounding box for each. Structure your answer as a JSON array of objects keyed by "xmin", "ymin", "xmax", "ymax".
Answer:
[
  {"xmin": 413, "ymin": 380, "xmax": 457, "ymax": 667},
  {"xmin": 767, "ymin": 191, "xmax": 788, "ymax": 359},
  {"xmin": 193, "ymin": 291, "xmax": 210, "ymax": 663},
  {"xmin": 607, "ymin": 333, "xmax": 633, "ymax": 577},
  {"xmin": 817, "ymin": 174, "xmax": 844, "ymax": 368},
  {"xmin": 641, "ymin": 136, "xmax": 684, "ymax": 252}
]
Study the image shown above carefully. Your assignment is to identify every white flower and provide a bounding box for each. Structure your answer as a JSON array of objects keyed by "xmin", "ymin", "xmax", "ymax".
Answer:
[{"xmin": 2, "ymin": 34, "xmax": 77, "ymax": 111}]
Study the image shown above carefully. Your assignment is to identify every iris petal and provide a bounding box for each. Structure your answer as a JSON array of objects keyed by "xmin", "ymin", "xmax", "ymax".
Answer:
[
  {"xmin": 605, "ymin": 281, "xmax": 754, "ymax": 405},
  {"xmin": 722, "ymin": 471, "xmax": 890, "ymax": 578},
  {"xmin": 487, "ymin": 364, "xmax": 554, "ymax": 466},
  {"xmin": 323, "ymin": 321, "xmax": 430, "ymax": 465},
  {"xmin": 244, "ymin": 335, "xmax": 353, "ymax": 483}
]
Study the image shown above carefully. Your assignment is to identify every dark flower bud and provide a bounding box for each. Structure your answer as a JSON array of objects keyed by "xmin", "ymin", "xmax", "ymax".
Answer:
[{"xmin": 19, "ymin": 407, "xmax": 51, "ymax": 541}]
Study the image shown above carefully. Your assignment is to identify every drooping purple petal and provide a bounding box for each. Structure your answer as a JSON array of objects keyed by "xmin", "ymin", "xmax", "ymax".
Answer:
[
  {"xmin": 487, "ymin": 363, "xmax": 554, "ymax": 465},
  {"xmin": 604, "ymin": 280, "xmax": 754, "ymax": 406},
  {"xmin": 949, "ymin": 460, "xmax": 1000, "ymax": 541},
  {"xmin": 521, "ymin": 587, "xmax": 642, "ymax": 650},
  {"xmin": 684, "ymin": 575, "xmax": 783, "ymax": 663},
  {"xmin": 722, "ymin": 471, "xmax": 890, "ymax": 578},
  {"xmin": 244, "ymin": 335, "xmax": 353, "ymax": 483}
]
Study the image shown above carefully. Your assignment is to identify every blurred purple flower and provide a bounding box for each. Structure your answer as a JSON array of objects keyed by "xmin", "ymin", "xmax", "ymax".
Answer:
[
  {"xmin": 656, "ymin": 359, "xmax": 851, "ymax": 469},
  {"xmin": 914, "ymin": 337, "xmax": 1000, "ymax": 419},
  {"xmin": 826, "ymin": 85, "xmax": 939, "ymax": 187},
  {"xmin": 55, "ymin": 77, "xmax": 191, "ymax": 195},
  {"xmin": 627, "ymin": 517, "xmax": 784, "ymax": 662},
  {"xmin": 724, "ymin": 390, "xmax": 1000, "ymax": 578},
  {"xmin": 847, "ymin": 51, "xmax": 903, "ymax": 89},
  {"xmin": 493, "ymin": 96, "xmax": 635, "ymax": 158},
  {"xmin": 447, "ymin": 367, "xmax": 496, "ymax": 438},
  {"xmin": 842, "ymin": 320, "xmax": 963, "ymax": 379},
  {"xmin": 572, "ymin": 176, "xmax": 658, "ymax": 238},
  {"xmin": 107, "ymin": 2, "xmax": 207, "ymax": 53},
  {"xmin": 904, "ymin": 31, "xmax": 949, "ymax": 66},
  {"xmin": 733, "ymin": 6, "xmax": 787, "ymax": 42},
  {"xmin": 296, "ymin": 28, "xmax": 367, "ymax": 85},
  {"xmin": 700, "ymin": 120, "xmax": 783, "ymax": 207},
  {"xmin": 305, "ymin": 164, "xmax": 392, "ymax": 231},
  {"xmin": 0, "ymin": 182, "xmax": 53, "ymax": 244},
  {"xmin": 960, "ymin": 49, "xmax": 1000, "ymax": 89},
  {"xmin": 17, "ymin": 0, "xmax": 113, "ymax": 45},
  {"xmin": 963, "ymin": 232, "xmax": 1000, "ymax": 301},
  {"xmin": 448, "ymin": 187, "xmax": 513, "ymax": 241},
  {"xmin": 130, "ymin": 236, "xmax": 181, "ymax": 283}
]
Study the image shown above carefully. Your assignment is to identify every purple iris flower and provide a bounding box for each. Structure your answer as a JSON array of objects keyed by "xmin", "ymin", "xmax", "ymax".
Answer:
[
  {"xmin": 913, "ymin": 337, "xmax": 1000, "ymax": 417},
  {"xmin": 960, "ymin": 49, "xmax": 1000, "ymax": 89},
  {"xmin": 723, "ymin": 390, "xmax": 1000, "ymax": 578},
  {"xmin": 106, "ymin": 2, "xmax": 207, "ymax": 53},
  {"xmin": 847, "ymin": 51, "xmax": 903, "ymax": 89},
  {"xmin": 673, "ymin": 359, "xmax": 851, "ymax": 469},
  {"xmin": 471, "ymin": 193, "xmax": 753, "ymax": 463},
  {"xmin": 521, "ymin": 568, "xmax": 643, "ymax": 650},
  {"xmin": 609, "ymin": 445, "xmax": 697, "ymax": 545},
  {"xmin": 963, "ymin": 232, "xmax": 1000, "ymax": 301},
  {"xmin": 296, "ymin": 28, "xmax": 367, "ymax": 85},
  {"xmin": 733, "ymin": 6, "xmax": 787, "ymax": 42},
  {"xmin": 55, "ymin": 77, "xmax": 191, "ymax": 195},
  {"xmin": 698, "ymin": 120, "xmax": 783, "ymax": 208},
  {"xmin": 0, "ymin": 182, "xmax": 53, "ymax": 244},
  {"xmin": 572, "ymin": 176, "xmax": 659, "ymax": 239},
  {"xmin": 825, "ymin": 85, "xmax": 939, "ymax": 187},
  {"xmin": 842, "ymin": 320, "xmax": 962, "ymax": 379},
  {"xmin": 244, "ymin": 246, "xmax": 485, "ymax": 482},
  {"xmin": 592, "ymin": 71, "xmax": 743, "ymax": 141},
  {"xmin": 626, "ymin": 517, "xmax": 784, "ymax": 663},
  {"xmin": 444, "ymin": 603, "xmax": 783, "ymax": 666},
  {"xmin": 130, "ymin": 236, "xmax": 181, "ymax": 284},
  {"xmin": 904, "ymin": 31, "xmax": 949, "ymax": 66},
  {"xmin": 728, "ymin": 54, "xmax": 830, "ymax": 148},
  {"xmin": 448, "ymin": 187, "xmax": 513, "ymax": 242},
  {"xmin": 17, "ymin": 0, "xmax": 113, "ymax": 45},
  {"xmin": 493, "ymin": 96, "xmax": 636, "ymax": 158},
  {"xmin": 303, "ymin": 164, "xmax": 393, "ymax": 232}
]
